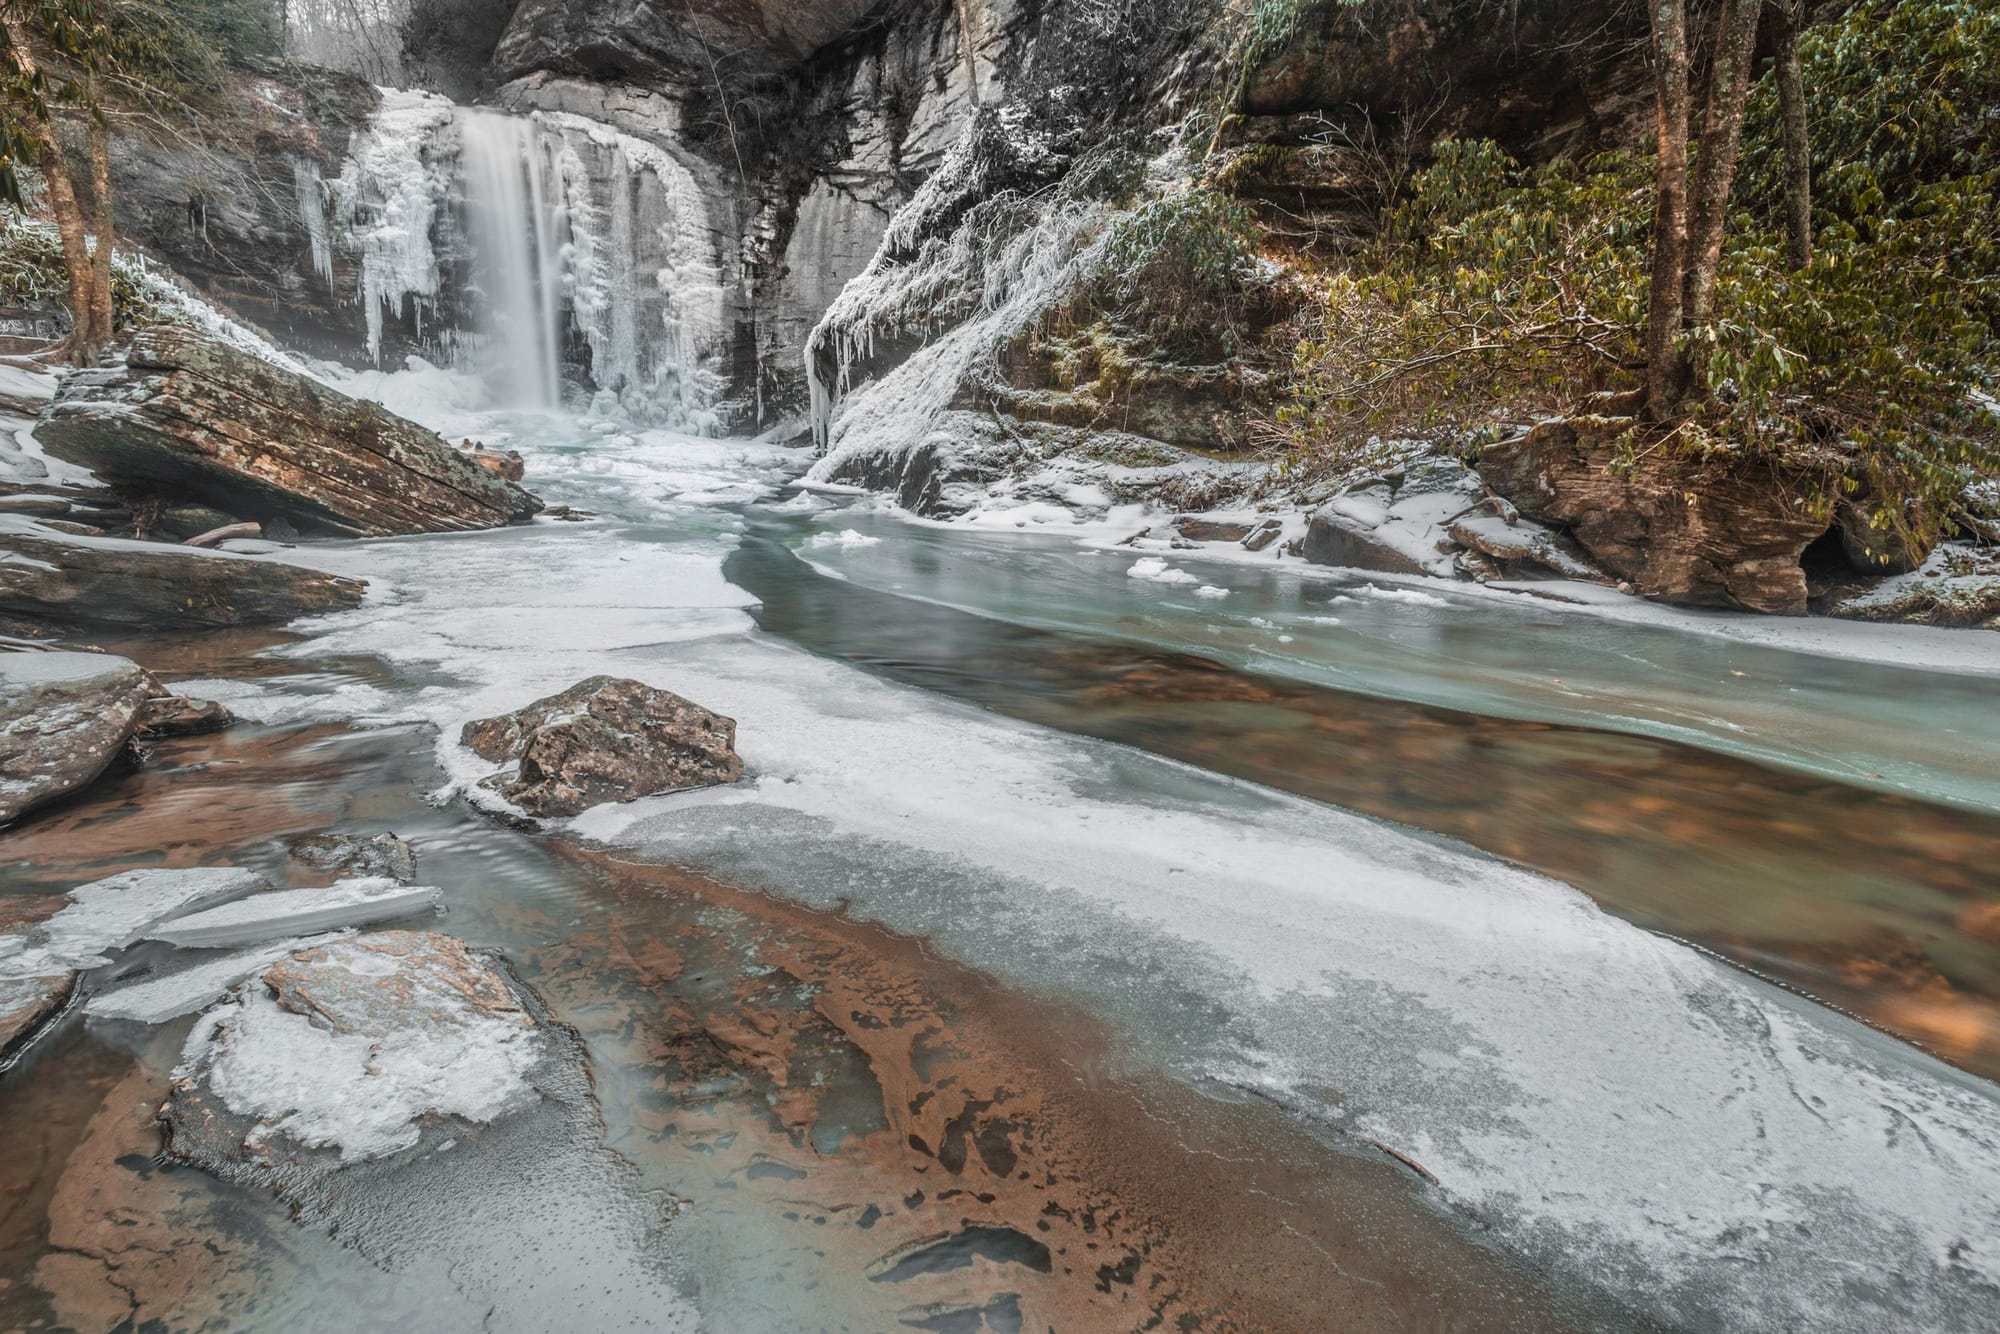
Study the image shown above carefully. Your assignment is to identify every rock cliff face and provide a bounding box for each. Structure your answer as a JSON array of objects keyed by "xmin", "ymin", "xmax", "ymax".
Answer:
[{"xmin": 108, "ymin": 62, "xmax": 383, "ymax": 364}]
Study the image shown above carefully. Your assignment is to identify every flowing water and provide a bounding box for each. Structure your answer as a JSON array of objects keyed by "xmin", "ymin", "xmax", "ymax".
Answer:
[{"xmin": 4, "ymin": 401, "xmax": 1999, "ymax": 1331}]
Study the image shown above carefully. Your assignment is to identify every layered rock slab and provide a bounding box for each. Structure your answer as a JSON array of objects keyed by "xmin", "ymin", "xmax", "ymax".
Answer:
[
  {"xmin": 0, "ymin": 651, "xmax": 153, "ymax": 825},
  {"xmin": 36, "ymin": 325, "xmax": 542, "ymax": 537},
  {"xmin": 1477, "ymin": 417, "xmax": 1836, "ymax": 614},
  {"xmin": 0, "ymin": 515, "xmax": 366, "ymax": 628},
  {"xmin": 462, "ymin": 676, "xmax": 743, "ymax": 817}
]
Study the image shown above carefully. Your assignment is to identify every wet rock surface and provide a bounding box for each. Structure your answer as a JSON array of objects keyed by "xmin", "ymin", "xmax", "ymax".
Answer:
[
  {"xmin": 0, "ymin": 651, "xmax": 153, "ymax": 825},
  {"xmin": 463, "ymin": 676, "xmax": 744, "ymax": 817},
  {"xmin": 0, "ymin": 972, "xmax": 72, "ymax": 1059},
  {"xmin": 137, "ymin": 693, "xmax": 235, "ymax": 738},
  {"xmin": 36, "ymin": 326, "xmax": 543, "ymax": 537},
  {"xmin": 1478, "ymin": 417, "xmax": 1837, "ymax": 614},
  {"xmin": 0, "ymin": 515, "xmax": 367, "ymax": 629}
]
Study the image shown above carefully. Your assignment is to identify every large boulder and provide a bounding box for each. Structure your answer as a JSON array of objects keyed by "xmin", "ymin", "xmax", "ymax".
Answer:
[
  {"xmin": 462, "ymin": 676, "xmax": 743, "ymax": 817},
  {"xmin": 36, "ymin": 326, "xmax": 543, "ymax": 537},
  {"xmin": 0, "ymin": 651, "xmax": 153, "ymax": 825},
  {"xmin": 0, "ymin": 515, "xmax": 366, "ymax": 628},
  {"xmin": 1476, "ymin": 417, "xmax": 1837, "ymax": 614}
]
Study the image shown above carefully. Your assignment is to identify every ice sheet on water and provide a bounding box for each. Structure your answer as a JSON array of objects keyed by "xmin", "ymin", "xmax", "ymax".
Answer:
[
  {"xmin": 565, "ymin": 632, "xmax": 2000, "ymax": 1332},
  {"xmin": 6, "ymin": 869, "xmax": 267, "ymax": 971},
  {"xmin": 1127, "ymin": 557, "xmax": 1199, "ymax": 586},
  {"xmin": 805, "ymin": 529, "xmax": 880, "ymax": 550},
  {"xmin": 151, "ymin": 879, "xmax": 443, "ymax": 950}
]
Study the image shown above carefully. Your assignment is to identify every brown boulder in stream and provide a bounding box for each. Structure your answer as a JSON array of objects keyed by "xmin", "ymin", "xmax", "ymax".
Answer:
[
  {"xmin": 1476, "ymin": 417, "xmax": 1837, "ymax": 614},
  {"xmin": 462, "ymin": 676, "xmax": 744, "ymax": 817},
  {"xmin": 36, "ymin": 325, "xmax": 543, "ymax": 537}
]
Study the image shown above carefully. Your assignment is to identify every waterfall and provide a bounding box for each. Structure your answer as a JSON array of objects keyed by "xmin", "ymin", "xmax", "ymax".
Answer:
[
  {"xmin": 456, "ymin": 111, "xmax": 567, "ymax": 410},
  {"xmin": 329, "ymin": 93, "xmax": 730, "ymax": 430}
]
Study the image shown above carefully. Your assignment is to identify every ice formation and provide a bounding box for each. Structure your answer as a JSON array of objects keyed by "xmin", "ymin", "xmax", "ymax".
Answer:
[
  {"xmin": 803, "ymin": 113, "xmax": 1109, "ymax": 464},
  {"xmin": 332, "ymin": 87, "xmax": 456, "ymax": 366},
  {"xmin": 180, "ymin": 935, "xmax": 548, "ymax": 1163},
  {"xmin": 292, "ymin": 157, "xmax": 334, "ymax": 285},
  {"xmin": 150, "ymin": 878, "xmax": 443, "ymax": 949},
  {"xmin": 11, "ymin": 868, "xmax": 266, "ymax": 970}
]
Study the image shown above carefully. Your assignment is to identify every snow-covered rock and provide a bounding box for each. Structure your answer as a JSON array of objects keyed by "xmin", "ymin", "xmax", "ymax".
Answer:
[
  {"xmin": 0, "ymin": 651, "xmax": 154, "ymax": 825},
  {"xmin": 1831, "ymin": 543, "xmax": 2000, "ymax": 629},
  {"xmin": 461, "ymin": 675, "xmax": 743, "ymax": 817},
  {"xmin": 166, "ymin": 932, "xmax": 556, "ymax": 1166},
  {"xmin": 149, "ymin": 878, "xmax": 443, "ymax": 950}
]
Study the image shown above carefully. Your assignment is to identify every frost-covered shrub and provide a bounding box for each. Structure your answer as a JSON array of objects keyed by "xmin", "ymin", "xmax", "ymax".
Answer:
[
  {"xmin": 0, "ymin": 211, "xmax": 189, "ymax": 332},
  {"xmin": 1083, "ymin": 189, "xmax": 1268, "ymax": 356}
]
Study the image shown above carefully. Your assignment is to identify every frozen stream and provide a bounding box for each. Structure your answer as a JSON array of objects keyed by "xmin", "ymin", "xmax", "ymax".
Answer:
[{"xmin": 152, "ymin": 388, "xmax": 1999, "ymax": 1333}]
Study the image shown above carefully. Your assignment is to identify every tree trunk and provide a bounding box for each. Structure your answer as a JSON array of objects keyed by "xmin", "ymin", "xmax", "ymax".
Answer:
[
  {"xmin": 954, "ymin": 0, "xmax": 980, "ymax": 105},
  {"xmin": 84, "ymin": 107, "xmax": 116, "ymax": 356},
  {"xmin": 0, "ymin": 10, "xmax": 99, "ymax": 364},
  {"xmin": 1643, "ymin": 0, "xmax": 1693, "ymax": 418},
  {"xmin": 1681, "ymin": 0, "xmax": 1767, "ymax": 328},
  {"xmin": 1772, "ymin": 0, "xmax": 1812, "ymax": 270}
]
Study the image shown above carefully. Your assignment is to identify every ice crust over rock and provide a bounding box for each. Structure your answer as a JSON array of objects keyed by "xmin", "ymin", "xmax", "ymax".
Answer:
[{"xmin": 173, "ymin": 932, "xmax": 548, "ymax": 1164}]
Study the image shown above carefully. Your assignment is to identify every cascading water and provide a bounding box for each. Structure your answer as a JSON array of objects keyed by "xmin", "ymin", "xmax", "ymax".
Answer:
[
  {"xmin": 329, "ymin": 93, "xmax": 731, "ymax": 430},
  {"xmin": 456, "ymin": 111, "xmax": 568, "ymax": 411}
]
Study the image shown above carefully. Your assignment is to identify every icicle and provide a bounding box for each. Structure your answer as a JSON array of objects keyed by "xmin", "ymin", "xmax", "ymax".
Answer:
[{"xmin": 292, "ymin": 158, "xmax": 333, "ymax": 286}]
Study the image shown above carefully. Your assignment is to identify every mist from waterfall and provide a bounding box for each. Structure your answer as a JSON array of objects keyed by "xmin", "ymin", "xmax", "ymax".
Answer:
[{"xmin": 457, "ymin": 111, "xmax": 568, "ymax": 411}]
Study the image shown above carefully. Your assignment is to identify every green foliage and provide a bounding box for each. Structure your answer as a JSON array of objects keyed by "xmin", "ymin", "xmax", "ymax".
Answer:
[
  {"xmin": 1744, "ymin": 0, "xmax": 2000, "ymax": 219},
  {"xmin": 1274, "ymin": 0, "xmax": 2000, "ymax": 527},
  {"xmin": 1085, "ymin": 188, "xmax": 1268, "ymax": 356}
]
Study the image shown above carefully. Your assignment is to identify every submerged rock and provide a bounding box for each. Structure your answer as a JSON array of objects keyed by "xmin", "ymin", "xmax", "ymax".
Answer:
[
  {"xmin": 462, "ymin": 676, "xmax": 743, "ymax": 817},
  {"xmin": 0, "ymin": 515, "xmax": 366, "ymax": 629},
  {"xmin": 1477, "ymin": 417, "xmax": 1836, "ymax": 614},
  {"xmin": 0, "ymin": 651, "xmax": 153, "ymax": 825},
  {"xmin": 289, "ymin": 831, "xmax": 418, "ymax": 883},
  {"xmin": 165, "ymin": 932, "xmax": 556, "ymax": 1168},
  {"xmin": 36, "ymin": 326, "xmax": 543, "ymax": 537}
]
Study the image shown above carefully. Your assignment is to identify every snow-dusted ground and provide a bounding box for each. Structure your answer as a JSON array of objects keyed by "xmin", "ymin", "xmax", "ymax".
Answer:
[{"xmin": 196, "ymin": 366, "xmax": 2000, "ymax": 1332}]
